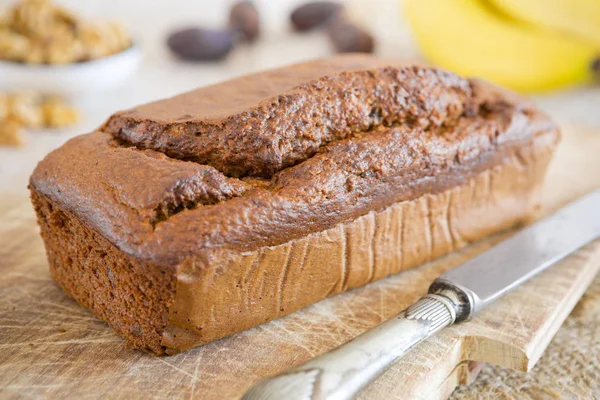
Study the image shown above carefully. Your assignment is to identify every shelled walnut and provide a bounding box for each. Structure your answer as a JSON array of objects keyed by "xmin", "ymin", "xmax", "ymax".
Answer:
[{"xmin": 0, "ymin": 0, "xmax": 132, "ymax": 64}]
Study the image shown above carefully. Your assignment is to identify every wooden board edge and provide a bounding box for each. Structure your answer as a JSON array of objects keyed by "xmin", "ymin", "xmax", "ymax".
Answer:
[
  {"xmin": 524, "ymin": 242, "xmax": 600, "ymax": 370},
  {"xmin": 429, "ymin": 361, "xmax": 485, "ymax": 400},
  {"xmin": 460, "ymin": 240, "xmax": 600, "ymax": 373}
]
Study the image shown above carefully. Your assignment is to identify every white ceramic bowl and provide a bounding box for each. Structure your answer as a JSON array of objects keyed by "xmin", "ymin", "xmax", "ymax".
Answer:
[{"xmin": 0, "ymin": 45, "xmax": 142, "ymax": 96}]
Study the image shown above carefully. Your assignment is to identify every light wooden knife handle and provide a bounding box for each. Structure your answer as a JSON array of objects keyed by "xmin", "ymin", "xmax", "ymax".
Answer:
[{"xmin": 242, "ymin": 294, "xmax": 457, "ymax": 400}]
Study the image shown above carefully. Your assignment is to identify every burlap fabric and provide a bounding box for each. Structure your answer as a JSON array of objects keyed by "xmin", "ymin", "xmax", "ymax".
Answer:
[{"xmin": 451, "ymin": 273, "xmax": 600, "ymax": 399}]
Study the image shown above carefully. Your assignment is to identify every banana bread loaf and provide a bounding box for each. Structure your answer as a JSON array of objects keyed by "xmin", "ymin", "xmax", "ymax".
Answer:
[{"xmin": 29, "ymin": 54, "xmax": 559, "ymax": 355}]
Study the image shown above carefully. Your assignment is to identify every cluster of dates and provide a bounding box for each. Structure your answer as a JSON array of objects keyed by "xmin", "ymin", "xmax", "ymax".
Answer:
[{"xmin": 167, "ymin": 1, "xmax": 374, "ymax": 62}]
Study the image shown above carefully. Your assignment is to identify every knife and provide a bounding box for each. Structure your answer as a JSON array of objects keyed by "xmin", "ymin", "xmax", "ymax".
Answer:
[{"xmin": 242, "ymin": 188, "xmax": 600, "ymax": 400}]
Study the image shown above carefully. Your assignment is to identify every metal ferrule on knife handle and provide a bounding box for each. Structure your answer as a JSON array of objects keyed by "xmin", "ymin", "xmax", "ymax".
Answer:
[{"xmin": 429, "ymin": 279, "xmax": 478, "ymax": 322}]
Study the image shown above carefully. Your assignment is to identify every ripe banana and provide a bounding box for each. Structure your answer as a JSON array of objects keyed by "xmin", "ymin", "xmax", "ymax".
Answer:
[
  {"xmin": 489, "ymin": 0, "xmax": 600, "ymax": 46},
  {"xmin": 404, "ymin": 0, "xmax": 599, "ymax": 92}
]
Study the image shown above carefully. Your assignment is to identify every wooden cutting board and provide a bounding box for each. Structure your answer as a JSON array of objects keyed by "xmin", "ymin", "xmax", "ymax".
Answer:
[{"xmin": 1, "ymin": 126, "xmax": 600, "ymax": 400}]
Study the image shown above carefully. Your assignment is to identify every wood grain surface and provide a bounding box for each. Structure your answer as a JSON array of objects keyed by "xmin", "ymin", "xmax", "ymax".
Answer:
[{"xmin": 1, "ymin": 126, "xmax": 599, "ymax": 400}]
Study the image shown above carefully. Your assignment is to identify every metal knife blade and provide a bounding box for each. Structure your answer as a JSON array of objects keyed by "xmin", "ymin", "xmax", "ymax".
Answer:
[
  {"xmin": 434, "ymin": 188, "xmax": 600, "ymax": 320},
  {"xmin": 243, "ymin": 188, "xmax": 600, "ymax": 400}
]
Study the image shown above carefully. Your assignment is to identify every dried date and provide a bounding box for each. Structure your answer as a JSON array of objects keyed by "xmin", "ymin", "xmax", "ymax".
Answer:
[
  {"xmin": 167, "ymin": 28, "xmax": 234, "ymax": 61},
  {"xmin": 290, "ymin": 1, "xmax": 343, "ymax": 31}
]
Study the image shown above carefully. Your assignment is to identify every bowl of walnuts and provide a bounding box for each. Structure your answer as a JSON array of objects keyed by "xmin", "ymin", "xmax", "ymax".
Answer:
[{"xmin": 0, "ymin": 0, "xmax": 141, "ymax": 96}]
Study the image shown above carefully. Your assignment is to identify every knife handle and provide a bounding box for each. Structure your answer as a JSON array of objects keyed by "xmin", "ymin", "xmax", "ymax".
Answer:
[{"xmin": 242, "ymin": 294, "xmax": 457, "ymax": 400}]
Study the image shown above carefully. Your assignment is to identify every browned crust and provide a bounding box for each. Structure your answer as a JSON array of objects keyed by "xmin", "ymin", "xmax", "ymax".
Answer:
[
  {"xmin": 31, "ymin": 189, "xmax": 176, "ymax": 354},
  {"xmin": 101, "ymin": 55, "xmax": 550, "ymax": 181},
  {"xmin": 104, "ymin": 63, "xmax": 471, "ymax": 178}
]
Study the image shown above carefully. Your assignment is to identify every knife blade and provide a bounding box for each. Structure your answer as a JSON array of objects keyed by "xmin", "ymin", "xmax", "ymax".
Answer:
[
  {"xmin": 435, "ymin": 188, "xmax": 600, "ymax": 318},
  {"xmin": 243, "ymin": 189, "xmax": 600, "ymax": 400}
]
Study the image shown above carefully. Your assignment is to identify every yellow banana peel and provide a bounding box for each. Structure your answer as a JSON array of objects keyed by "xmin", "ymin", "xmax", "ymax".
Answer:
[
  {"xmin": 489, "ymin": 0, "xmax": 600, "ymax": 46},
  {"xmin": 404, "ymin": 0, "xmax": 599, "ymax": 92}
]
